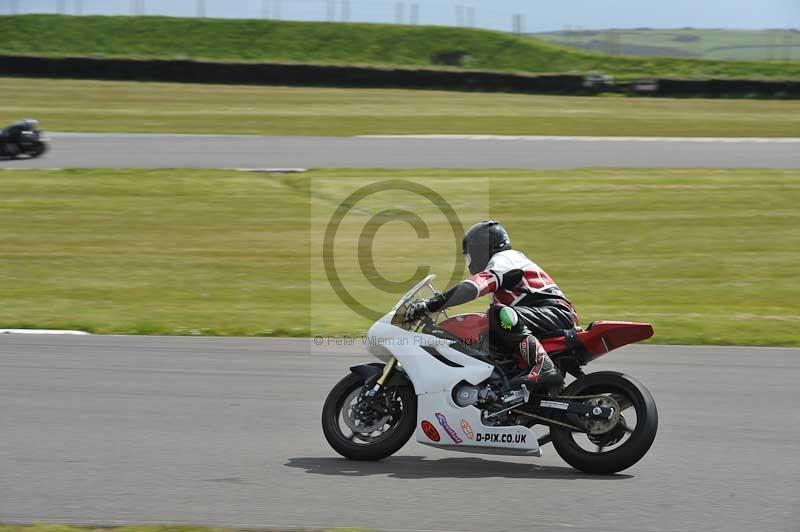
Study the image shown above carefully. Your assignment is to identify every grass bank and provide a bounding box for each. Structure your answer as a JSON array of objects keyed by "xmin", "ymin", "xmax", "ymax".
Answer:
[
  {"xmin": 536, "ymin": 28, "xmax": 800, "ymax": 61},
  {"xmin": 1, "ymin": 15, "xmax": 799, "ymax": 80},
  {"xmin": 2, "ymin": 78, "xmax": 800, "ymax": 137},
  {"xmin": 1, "ymin": 168, "xmax": 798, "ymax": 346}
]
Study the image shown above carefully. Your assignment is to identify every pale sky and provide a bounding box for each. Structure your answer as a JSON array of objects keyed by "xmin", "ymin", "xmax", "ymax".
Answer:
[{"xmin": 10, "ymin": 0, "xmax": 800, "ymax": 32}]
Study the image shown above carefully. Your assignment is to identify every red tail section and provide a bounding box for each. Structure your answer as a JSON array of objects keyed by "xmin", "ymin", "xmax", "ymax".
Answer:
[{"xmin": 540, "ymin": 321, "xmax": 654, "ymax": 359}]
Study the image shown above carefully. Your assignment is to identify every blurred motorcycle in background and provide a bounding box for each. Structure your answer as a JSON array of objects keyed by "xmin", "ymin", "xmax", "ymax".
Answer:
[{"xmin": 0, "ymin": 119, "xmax": 48, "ymax": 159}]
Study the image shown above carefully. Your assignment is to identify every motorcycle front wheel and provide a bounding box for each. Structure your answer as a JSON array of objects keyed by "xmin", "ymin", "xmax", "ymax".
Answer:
[
  {"xmin": 322, "ymin": 372, "xmax": 417, "ymax": 461},
  {"xmin": 551, "ymin": 371, "xmax": 658, "ymax": 474},
  {"xmin": 27, "ymin": 140, "xmax": 48, "ymax": 158}
]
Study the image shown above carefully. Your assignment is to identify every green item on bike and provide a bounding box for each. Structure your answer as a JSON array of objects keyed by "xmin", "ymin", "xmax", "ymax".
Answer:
[{"xmin": 499, "ymin": 306, "xmax": 518, "ymax": 330}]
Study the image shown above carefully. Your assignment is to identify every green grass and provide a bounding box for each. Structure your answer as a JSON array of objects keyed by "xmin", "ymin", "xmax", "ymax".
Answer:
[
  {"xmin": 536, "ymin": 28, "xmax": 800, "ymax": 61},
  {"xmin": 1, "ymin": 168, "xmax": 798, "ymax": 346},
  {"xmin": 3, "ymin": 77, "xmax": 800, "ymax": 137},
  {"xmin": 2, "ymin": 15, "xmax": 800, "ymax": 80}
]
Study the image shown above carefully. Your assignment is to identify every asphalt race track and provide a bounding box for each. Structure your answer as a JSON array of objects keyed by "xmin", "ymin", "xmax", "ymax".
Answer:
[
  {"xmin": 2, "ymin": 131, "xmax": 799, "ymax": 532},
  {"xmin": 1, "ymin": 335, "xmax": 798, "ymax": 532},
  {"xmin": 3, "ymin": 132, "xmax": 800, "ymax": 169}
]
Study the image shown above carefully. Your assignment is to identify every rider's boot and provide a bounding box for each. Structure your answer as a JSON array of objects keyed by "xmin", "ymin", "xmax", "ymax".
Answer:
[{"xmin": 518, "ymin": 336, "xmax": 564, "ymax": 388}]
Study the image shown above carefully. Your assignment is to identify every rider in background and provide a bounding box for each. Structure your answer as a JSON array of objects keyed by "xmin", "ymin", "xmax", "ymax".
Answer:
[{"xmin": 406, "ymin": 220, "xmax": 578, "ymax": 387}]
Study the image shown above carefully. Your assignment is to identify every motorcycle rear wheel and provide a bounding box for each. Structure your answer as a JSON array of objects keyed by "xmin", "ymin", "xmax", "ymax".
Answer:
[
  {"xmin": 552, "ymin": 371, "xmax": 658, "ymax": 474},
  {"xmin": 322, "ymin": 372, "xmax": 417, "ymax": 461},
  {"xmin": 1, "ymin": 142, "xmax": 20, "ymax": 158}
]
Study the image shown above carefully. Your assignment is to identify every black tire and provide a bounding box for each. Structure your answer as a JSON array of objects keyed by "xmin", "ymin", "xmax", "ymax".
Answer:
[
  {"xmin": 2, "ymin": 142, "xmax": 20, "ymax": 158},
  {"xmin": 552, "ymin": 371, "xmax": 658, "ymax": 475},
  {"xmin": 27, "ymin": 141, "xmax": 47, "ymax": 159},
  {"xmin": 322, "ymin": 372, "xmax": 417, "ymax": 461}
]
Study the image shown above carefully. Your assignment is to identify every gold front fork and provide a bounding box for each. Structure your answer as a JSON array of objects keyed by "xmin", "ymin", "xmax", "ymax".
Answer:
[
  {"xmin": 376, "ymin": 356, "xmax": 397, "ymax": 386},
  {"xmin": 367, "ymin": 356, "xmax": 397, "ymax": 396}
]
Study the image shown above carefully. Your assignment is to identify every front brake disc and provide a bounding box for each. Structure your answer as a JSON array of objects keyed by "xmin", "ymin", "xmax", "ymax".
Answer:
[{"xmin": 342, "ymin": 388, "xmax": 391, "ymax": 434}]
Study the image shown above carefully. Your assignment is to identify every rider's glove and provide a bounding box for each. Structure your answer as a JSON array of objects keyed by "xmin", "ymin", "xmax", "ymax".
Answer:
[
  {"xmin": 404, "ymin": 293, "xmax": 447, "ymax": 322},
  {"xmin": 404, "ymin": 299, "xmax": 429, "ymax": 322}
]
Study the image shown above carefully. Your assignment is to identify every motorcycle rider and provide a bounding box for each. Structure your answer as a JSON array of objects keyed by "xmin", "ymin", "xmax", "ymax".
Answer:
[{"xmin": 405, "ymin": 220, "xmax": 578, "ymax": 387}]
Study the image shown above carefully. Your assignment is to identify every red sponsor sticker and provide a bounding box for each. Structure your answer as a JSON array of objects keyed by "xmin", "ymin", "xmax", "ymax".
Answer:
[
  {"xmin": 460, "ymin": 418, "xmax": 475, "ymax": 440},
  {"xmin": 421, "ymin": 420, "xmax": 440, "ymax": 442}
]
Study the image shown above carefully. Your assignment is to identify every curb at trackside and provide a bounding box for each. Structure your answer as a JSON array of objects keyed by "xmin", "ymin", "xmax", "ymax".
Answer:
[{"xmin": 0, "ymin": 329, "xmax": 91, "ymax": 335}]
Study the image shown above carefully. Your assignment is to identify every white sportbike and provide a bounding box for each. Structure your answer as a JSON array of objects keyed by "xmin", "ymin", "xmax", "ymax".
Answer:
[{"xmin": 322, "ymin": 272, "xmax": 658, "ymax": 474}]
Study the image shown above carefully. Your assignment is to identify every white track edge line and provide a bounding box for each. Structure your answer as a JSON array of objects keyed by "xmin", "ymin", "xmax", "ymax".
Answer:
[{"xmin": 357, "ymin": 134, "xmax": 800, "ymax": 143}]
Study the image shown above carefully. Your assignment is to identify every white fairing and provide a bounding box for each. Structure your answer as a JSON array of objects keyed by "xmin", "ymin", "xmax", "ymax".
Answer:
[
  {"xmin": 367, "ymin": 284, "xmax": 541, "ymax": 456},
  {"xmin": 368, "ymin": 318, "xmax": 493, "ymax": 393},
  {"xmin": 416, "ymin": 394, "xmax": 541, "ymax": 456}
]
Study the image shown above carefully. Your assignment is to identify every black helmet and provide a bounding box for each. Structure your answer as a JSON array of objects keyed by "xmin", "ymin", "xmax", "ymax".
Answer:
[{"xmin": 462, "ymin": 220, "xmax": 512, "ymax": 275}]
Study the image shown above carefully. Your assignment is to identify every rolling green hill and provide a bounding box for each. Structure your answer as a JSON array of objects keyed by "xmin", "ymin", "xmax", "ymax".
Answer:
[
  {"xmin": 1, "ymin": 15, "xmax": 799, "ymax": 80},
  {"xmin": 536, "ymin": 28, "xmax": 800, "ymax": 61}
]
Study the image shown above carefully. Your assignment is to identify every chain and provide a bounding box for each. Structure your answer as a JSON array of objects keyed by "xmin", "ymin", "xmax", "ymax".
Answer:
[
  {"xmin": 512, "ymin": 393, "xmax": 624, "ymax": 432},
  {"xmin": 531, "ymin": 393, "xmax": 616, "ymax": 401},
  {"xmin": 510, "ymin": 409, "xmax": 584, "ymax": 431}
]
